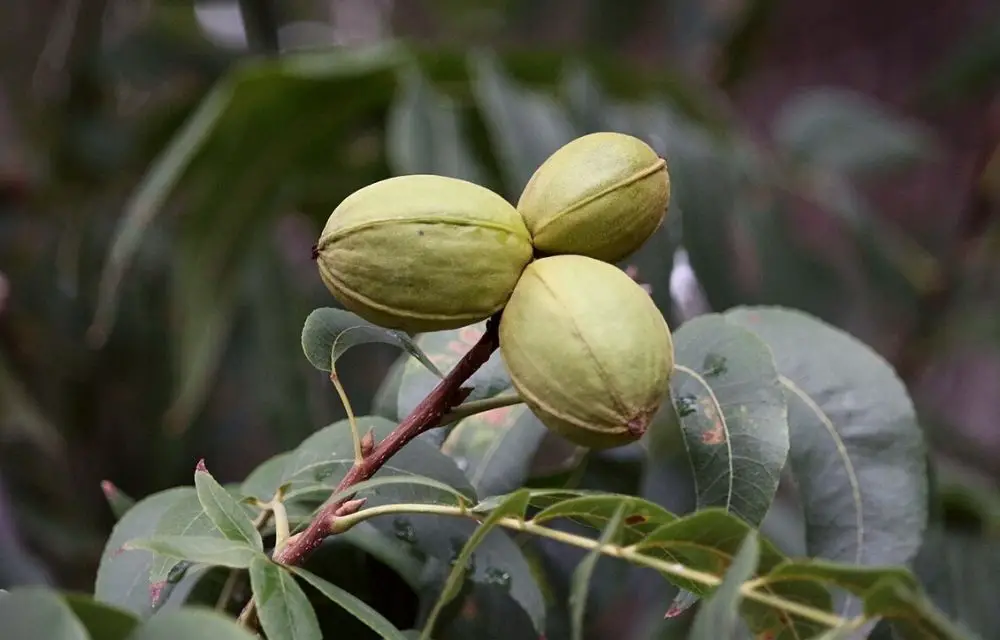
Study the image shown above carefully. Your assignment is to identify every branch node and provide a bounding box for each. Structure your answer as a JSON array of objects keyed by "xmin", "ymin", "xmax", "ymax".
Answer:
[{"xmin": 360, "ymin": 429, "xmax": 375, "ymax": 457}]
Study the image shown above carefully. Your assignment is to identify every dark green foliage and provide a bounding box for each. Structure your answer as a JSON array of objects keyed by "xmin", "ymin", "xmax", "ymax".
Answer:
[{"xmin": 2, "ymin": 3, "xmax": 997, "ymax": 640}]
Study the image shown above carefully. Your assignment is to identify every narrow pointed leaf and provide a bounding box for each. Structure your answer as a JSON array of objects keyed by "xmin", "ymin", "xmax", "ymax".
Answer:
[
  {"xmin": 101, "ymin": 481, "xmax": 136, "ymax": 520},
  {"xmin": 531, "ymin": 494, "xmax": 676, "ymax": 544},
  {"xmin": 863, "ymin": 578, "xmax": 975, "ymax": 640},
  {"xmin": 420, "ymin": 490, "xmax": 532, "ymax": 640},
  {"xmin": 689, "ymin": 530, "xmax": 761, "ymax": 640},
  {"xmin": 761, "ymin": 559, "xmax": 919, "ymax": 596},
  {"xmin": 289, "ymin": 566, "xmax": 408, "ymax": 640},
  {"xmin": 194, "ymin": 463, "xmax": 262, "ymax": 550},
  {"xmin": 124, "ymin": 536, "xmax": 260, "ymax": 569},
  {"xmin": 569, "ymin": 504, "xmax": 628, "ymax": 640},
  {"xmin": 249, "ymin": 557, "xmax": 321, "ymax": 640},
  {"xmin": 92, "ymin": 46, "xmax": 404, "ymax": 434}
]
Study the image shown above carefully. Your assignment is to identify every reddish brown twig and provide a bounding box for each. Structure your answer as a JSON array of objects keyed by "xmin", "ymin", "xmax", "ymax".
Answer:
[{"xmin": 238, "ymin": 312, "xmax": 502, "ymax": 627}]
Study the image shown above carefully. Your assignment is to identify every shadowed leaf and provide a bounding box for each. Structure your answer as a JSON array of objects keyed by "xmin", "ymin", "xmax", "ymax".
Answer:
[
  {"xmin": 0, "ymin": 587, "xmax": 89, "ymax": 639},
  {"xmin": 420, "ymin": 490, "xmax": 532, "ymax": 640},
  {"xmin": 569, "ymin": 504, "xmax": 628, "ymax": 640},
  {"xmin": 290, "ymin": 566, "xmax": 408, "ymax": 640},
  {"xmin": 689, "ymin": 530, "xmax": 761, "ymax": 640},
  {"xmin": 726, "ymin": 306, "xmax": 928, "ymax": 618},
  {"xmin": 62, "ymin": 594, "xmax": 140, "ymax": 640},
  {"xmin": 442, "ymin": 404, "xmax": 548, "ymax": 497},
  {"xmin": 772, "ymin": 88, "xmax": 936, "ymax": 176},
  {"xmin": 129, "ymin": 607, "xmax": 258, "ymax": 639},
  {"xmin": 635, "ymin": 509, "xmax": 831, "ymax": 638},
  {"xmin": 249, "ymin": 558, "xmax": 322, "ymax": 640}
]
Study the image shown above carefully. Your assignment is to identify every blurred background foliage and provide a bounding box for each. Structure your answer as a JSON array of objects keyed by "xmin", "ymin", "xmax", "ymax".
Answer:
[{"xmin": 1, "ymin": 0, "xmax": 999, "ymax": 637}]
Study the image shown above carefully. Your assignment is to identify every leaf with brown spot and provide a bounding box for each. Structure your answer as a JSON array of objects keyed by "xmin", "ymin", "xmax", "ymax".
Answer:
[{"xmin": 654, "ymin": 314, "xmax": 790, "ymax": 618}]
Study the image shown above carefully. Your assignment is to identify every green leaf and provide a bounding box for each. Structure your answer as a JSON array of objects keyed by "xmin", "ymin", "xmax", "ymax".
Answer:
[
  {"xmin": 649, "ymin": 103, "xmax": 747, "ymax": 311},
  {"xmin": 441, "ymin": 404, "xmax": 548, "ymax": 497},
  {"xmin": 661, "ymin": 313, "xmax": 789, "ymax": 617},
  {"xmin": 396, "ymin": 511, "xmax": 546, "ymax": 635},
  {"xmin": 0, "ymin": 587, "xmax": 89, "ymax": 639},
  {"xmin": 63, "ymin": 593, "xmax": 140, "ymax": 640},
  {"xmin": 689, "ymin": 530, "xmax": 761, "ymax": 640},
  {"xmin": 387, "ymin": 64, "xmax": 488, "ymax": 184},
  {"xmin": 667, "ymin": 313, "xmax": 789, "ymax": 525},
  {"xmin": 280, "ymin": 417, "xmax": 551, "ymax": 630},
  {"xmin": 300, "ymin": 307, "xmax": 441, "ymax": 376},
  {"xmin": 249, "ymin": 557, "xmax": 322, "ymax": 640},
  {"xmin": 101, "ymin": 481, "xmax": 137, "ymax": 520},
  {"xmin": 90, "ymin": 45, "xmax": 404, "ymax": 433},
  {"xmin": 561, "ymin": 64, "xmax": 612, "ymax": 133},
  {"xmin": 371, "ymin": 357, "xmax": 408, "ymax": 421},
  {"xmin": 420, "ymin": 489, "xmax": 532, "ymax": 640},
  {"xmin": 240, "ymin": 451, "xmax": 293, "ymax": 502},
  {"xmin": 336, "ymin": 522, "xmax": 426, "ymax": 591},
  {"xmin": 279, "ymin": 416, "xmax": 477, "ymax": 507},
  {"xmin": 128, "ymin": 607, "xmax": 258, "ymax": 639},
  {"xmin": 395, "ymin": 321, "xmax": 512, "ymax": 424},
  {"xmin": 761, "ymin": 560, "xmax": 919, "ymax": 597},
  {"xmin": 525, "ymin": 432, "xmax": 588, "ymax": 482},
  {"xmin": 95, "ymin": 487, "xmax": 200, "ymax": 615},
  {"xmin": 635, "ymin": 508, "xmax": 831, "ymax": 638},
  {"xmin": 569, "ymin": 503, "xmax": 628, "ymax": 640},
  {"xmin": 469, "ymin": 50, "xmax": 576, "ymax": 196},
  {"xmin": 144, "ymin": 489, "xmax": 247, "ymax": 590},
  {"xmin": 287, "ymin": 475, "xmax": 472, "ymax": 510},
  {"xmin": 911, "ymin": 527, "xmax": 1000, "ymax": 638},
  {"xmin": 771, "ymin": 88, "xmax": 936, "ymax": 176},
  {"xmin": 289, "ymin": 566, "xmax": 408, "ymax": 640},
  {"xmin": 194, "ymin": 461, "xmax": 262, "ymax": 550},
  {"xmin": 726, "ymin": 306, "xmax": 928, "ymax": 615},
  {"xmin": 531, "ymin": 493, "xmax": 677, "ymax": 544},
  {"xmin": 863, "ymin": 578, "xmax": 975, "ymax": 640},
  {"xmin": 125, "ymin": 536, "xmax": 262, "ymax": 569}
]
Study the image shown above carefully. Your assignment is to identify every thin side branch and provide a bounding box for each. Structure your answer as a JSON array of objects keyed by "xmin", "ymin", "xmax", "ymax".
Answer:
[
  {"xmin": 237, "ymin": 313, "xmax": 502, "ymax": 626},
  {"xmin": 330, "ymin": 501, "xmax": 850, "ymax": 631}
]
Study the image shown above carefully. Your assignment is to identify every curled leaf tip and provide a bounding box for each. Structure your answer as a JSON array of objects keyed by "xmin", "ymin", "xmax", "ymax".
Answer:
[{"xmin": 195, "ymin": 458, "xmax": 208, "ymax": 473}]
